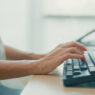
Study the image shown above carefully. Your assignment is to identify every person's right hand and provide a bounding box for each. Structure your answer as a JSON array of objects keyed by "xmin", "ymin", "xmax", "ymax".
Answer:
[{"xmin": 34, "ymin": 42, "xmax": 87, "ymax": 75}]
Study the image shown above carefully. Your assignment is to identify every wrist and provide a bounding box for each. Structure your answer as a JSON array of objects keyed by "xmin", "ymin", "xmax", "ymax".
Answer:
[
  {"xmin": 29, "ymin": 59, "xmax": 47, "ymax": 75},
  {"xmin": 26, "ymin": 60, "xmax": 43, "ymax": 75},
  {"xmin": 27, "ymin": 53, "xmax": 46, "ymax": 60}
]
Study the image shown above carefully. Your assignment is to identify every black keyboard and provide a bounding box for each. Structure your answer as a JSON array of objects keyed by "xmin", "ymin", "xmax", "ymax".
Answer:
[{"xmin": 63, "ymin": 51, "xmax": 95, "ymax": 86}]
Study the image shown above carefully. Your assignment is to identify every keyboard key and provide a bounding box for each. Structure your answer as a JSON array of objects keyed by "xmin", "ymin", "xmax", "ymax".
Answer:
[
  {"xmin": 74, "ymin": 66, "xmax": 80, "ymax": 70},
  {"xmin": 66, "ymin": 59, "xmax": 72, "ymax": 66},
  {"xmin": 84, "ymin": 52, "xmax": 94, "ymax": 67},
  {"xmin": 89, "ymin": 66, "xmax": 95, "ymax": 74},
  {"xmin": 89, "ymin": 52, "xmax": 95, "ymax": 65},
  {"xmin": 66, "ymin": 71, "xmax": 73, "ymax": 78},
  {"xmin": 72, "ymin": 59, "xmax": 80, "ymax": 70},
  {"xmin": 67, "ymin": 65, "xmax": 72, "ymax": 71},
  {"xmin": 66, "ymin": 59, "xmax": 72, "ymax": 63},
  {"xmin": 79, "ymin": 59, "xmax": 87, "ymax": 70},
  {"xmin": 74, "ymin": 70, "xmax": 81, "ymax": 75},
  {"xmin": 66, "ymin": 63, "xmax": 71, "ymax": 65},
  {"xmin": 80, "ymin": 63, "xmax": 87, "ymax": 70}
]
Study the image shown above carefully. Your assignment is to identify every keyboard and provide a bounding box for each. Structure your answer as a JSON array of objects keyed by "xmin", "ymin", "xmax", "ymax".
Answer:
[{"xmin": 63, "ymin": 51, "xmax": 95, "ymax": 86}]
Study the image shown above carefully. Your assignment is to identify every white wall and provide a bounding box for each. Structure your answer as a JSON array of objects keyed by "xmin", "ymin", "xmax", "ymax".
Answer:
[
  {"xmin": 27, "ymin": 0, "xmax": 45, "ymax": 53},
  {"xmin": 43, "ymin": 17, "xmax": 95, "ymax": 52},
  {"xmin": 0, "ymin": 0, "xmax": 95, "ymax": 54},
  {"xmin": 43, "ymin": 0, "xmax": 95, "ymax": 16},
  {"xmin": 42, "ymin": 0, "xmax": 95, "ymax": 52},
  {"xmin": 0, "ymin": 0, "xmax": 45, "ymax": 53},
  {"xmin": 0, "ymin": 0, "xmax": 29, "ymax": 51}
]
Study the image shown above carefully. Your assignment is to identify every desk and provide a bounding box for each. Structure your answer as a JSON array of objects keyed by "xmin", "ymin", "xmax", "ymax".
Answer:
[{"xmin": 20, "ymin": 66, "xmax": 95, "ymax": 95}]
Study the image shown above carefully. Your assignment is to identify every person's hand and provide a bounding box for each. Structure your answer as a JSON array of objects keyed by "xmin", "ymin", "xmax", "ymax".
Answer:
[{"xmin": 34, "ymin": 42, "xmax": 87, "ymax": 74}]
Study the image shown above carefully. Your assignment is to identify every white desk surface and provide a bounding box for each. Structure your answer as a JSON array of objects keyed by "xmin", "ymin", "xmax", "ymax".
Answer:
[{"xmin": 21, "ymin": 65, "xmax": 95, "ymax": 95}]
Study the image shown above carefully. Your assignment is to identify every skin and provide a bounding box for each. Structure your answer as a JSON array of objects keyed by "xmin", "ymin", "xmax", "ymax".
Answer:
[{"xmin": 0, "ymin": 42, "xmax": 87, "ymax": 79}]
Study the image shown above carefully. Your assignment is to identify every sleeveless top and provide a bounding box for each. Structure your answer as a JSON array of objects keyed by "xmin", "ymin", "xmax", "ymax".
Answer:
[
  {"xmin": 0, "ymin": 37, "xmax": 24, "ymax": 89},
  {"xmin": 0, "ymin": 37, "xmax": 6, "ymax": 60}
]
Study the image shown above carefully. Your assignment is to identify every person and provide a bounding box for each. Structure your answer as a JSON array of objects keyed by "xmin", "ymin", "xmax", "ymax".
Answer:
[{"xmin": 0, "ymin": 37, "xmax": 87, "ymax": 79}]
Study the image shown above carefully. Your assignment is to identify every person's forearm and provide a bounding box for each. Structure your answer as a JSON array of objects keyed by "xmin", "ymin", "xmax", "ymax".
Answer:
[
  {"xmin": 4, "ymin": 45, "xmax": 45, "ymax": 60},
  {"xmin": 0, "ymin": 60, "xmax": 38, "ymax": 79}
]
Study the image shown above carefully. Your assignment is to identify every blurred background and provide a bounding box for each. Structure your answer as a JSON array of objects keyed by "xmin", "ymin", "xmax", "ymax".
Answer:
[{"xmin": 0, "ymin": 0, "xmax": 95, "ymax": 54}]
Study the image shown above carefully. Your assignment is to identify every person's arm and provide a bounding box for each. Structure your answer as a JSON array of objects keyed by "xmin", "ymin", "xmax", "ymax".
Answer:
[
  {"xmin": 4, "ymin": 45, "xmax": 45, "ymax": 60},
  {"xmin": 0, "ymin": 60, "xmax": 38, "ymax": 79},
  {"xmin": 0, "ymin": 42, "xmax": 86, "ymax": 79}
]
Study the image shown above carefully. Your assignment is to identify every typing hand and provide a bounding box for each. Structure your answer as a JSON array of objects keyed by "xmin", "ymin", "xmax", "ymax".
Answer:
[{"xmin": 34, "ymin": 42, "xmax": 87, "ymax": 74}]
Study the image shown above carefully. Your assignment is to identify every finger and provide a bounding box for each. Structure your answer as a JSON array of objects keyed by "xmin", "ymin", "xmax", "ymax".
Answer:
[
  {"xmin": 57, "ymin": 54, "xmax": 85, "ymax": 66},
  {"xmin": 70, "ymin": 42, "xmax": 87, "ymax": 51},
  {"xmin": 81, "ymin": 55, "xmax": 86, "ymax": 62},
  {"xmin": 60, "ymin": 42, "xmax": 87, "ymax": 51},
  {"xmin": 54, "ymin": 53, "xmax": 84, "ymax": 66},
  {"xmin": 63, "ymin": 47, "xmax": 84, "ymax": 55},
  {"xmin": 62, "ymin": 53, "xmax": 84, "ymax": 61},
  {"xmin": 55, "ymin": 47, "xmax": 84, "ymax": 58},
  {"xmin": 56, "ymin": 47, "xmax": 84, "ymax": 57}
]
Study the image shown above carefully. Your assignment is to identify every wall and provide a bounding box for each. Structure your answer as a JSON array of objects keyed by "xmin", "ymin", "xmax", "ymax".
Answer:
[
  {"xmin": 0, "ymin": 0, "xmax": 95, "ymax": 53},
  {"xmin": 0, "ymin": 0, "xmax": 29, "ymax": 51}
]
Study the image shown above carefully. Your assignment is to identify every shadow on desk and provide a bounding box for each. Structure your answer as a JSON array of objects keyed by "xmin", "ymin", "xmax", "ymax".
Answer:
[
  {"xmin": 74, "ymin": 82, "xmax": 95, "ymax": 88},
  {"xmin": 0, "ymin": 85, "xmax": 22, "ymax": 95}
]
